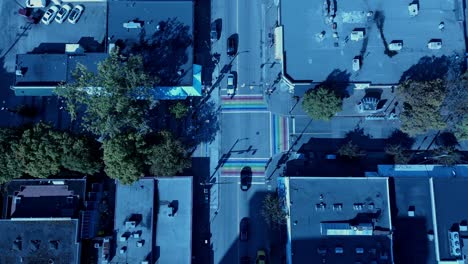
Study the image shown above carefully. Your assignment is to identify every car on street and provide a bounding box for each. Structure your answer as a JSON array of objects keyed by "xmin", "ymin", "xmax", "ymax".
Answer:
[
  {"xmin": 67, "ymin": 5, "xmax": 84, "ymax": 24},
  {"xmin": 256, "ymin": 250, "xmax": 267, "ymax": 264},
  {"xmin": 227, "ymin": 35, "xmax": 237, "ymax": 56},
  {"xmin": 41, "ymin": 5, "xmax": 59, "ymax": 25},
  {"xmin": 240, "ymin": 166, "xmax": 252, "ymax": 191},
  {"xmin": 210, "ymin": 22, "xmax": 218, "ymax": 42},
  {"xmin": 227, "ymin": 73, "xmax": 236, "ymax": 96},
  {"xmin": 239, "ymin": 217, "xmax": 249, "ymax": 241},
  {"xmin": 55, "ymin": 4, "xmax": 72, "ymax": 24}
]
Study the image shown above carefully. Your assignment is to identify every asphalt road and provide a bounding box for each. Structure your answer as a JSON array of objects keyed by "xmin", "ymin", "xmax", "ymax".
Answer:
[{"xmin": 210, "ymin": 0, "xmax": 280, "ymax": 262}]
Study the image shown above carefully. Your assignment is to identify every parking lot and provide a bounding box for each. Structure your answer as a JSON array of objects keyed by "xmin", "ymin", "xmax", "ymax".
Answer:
[{"xmin": 0, "ymin": 1, "xmax": 107, "ymax": 129}]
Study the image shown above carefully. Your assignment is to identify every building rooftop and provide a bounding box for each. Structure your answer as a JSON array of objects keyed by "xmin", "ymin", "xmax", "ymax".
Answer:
[
  {"xmin": 3, "ymin": 179, "xmax": 86, "ymax": 219},
  {"xmin": 155, "ymin": 176, "xmax": 193, "ymax": 264},
  {"xmin": 432, "ymin": 177, "xmax": 468, "ymax": 261},
  {"xmin": 108, "ymin": 0, "xmax": 194, "ymax": 86},
  {"xmin": 112, "ymin": 178, "xmax": 155, "ymax": 264},
  {"xmin": 286, "ymin": 177, "xmax": 393, "ymax": 264},
  {"xmin": 14, "ymin": 53, "xmax": 107, "ymax": 94},
  {"xmin": 0, "ymin": 219, "xmax": 80, "ymax": 264},
  {"xmin": 280, "ymin": 0, "xmax": 466, "ymax": 84},
  {"xmin": 392, "ymin": 177, "xmax": 436, "ymax": 264}
]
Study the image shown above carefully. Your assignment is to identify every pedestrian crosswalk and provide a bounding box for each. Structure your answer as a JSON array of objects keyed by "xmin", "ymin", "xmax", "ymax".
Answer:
[
  {"xmin": 221, "ymin": 95, "xmax": 267, "ymax": 112},
  {"xmin": 220, "ymin": 158, "xmax": 270, "ymax": 183},
  {"xmin": 271, "ymin": 114, "xmax": 290, "ymax": 155}
]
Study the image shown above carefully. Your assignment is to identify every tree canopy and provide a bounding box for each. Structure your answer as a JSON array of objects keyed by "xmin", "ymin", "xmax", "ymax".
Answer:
[
  {"xmin": 55, "ymin": 51, "xmax": 158, "ymax": 138},
  {"xmin": 0, "ymin": 123, "xmax": 101, "ymax": 182},
  {"xmin": 144, "ymin": 131, "xmax": 191, "ymax": 176},
  {"xmin": 169, "ymin": 101, "xmax": 189, "ymax": 119},
  {"xmin": 454, "ymin": 118, "xmax": 468, "ymax": 141},
  {"xmin": 102, "ymin": 133, "xmax": 146, "ymax": 184},
  {"xmin": 397, "ymin": 79, "xmax": 447, "ymax": 135},
  {"xmin": 337, "ymin": 141, "xmax": 365, "ymax": 159},
  {"xmin": 302, "ymin": 87, "xmax": 342, "ymax": 120},
  {"xmin": 261, "ymin": 194, "xmax": 287, "ymax": 226}
]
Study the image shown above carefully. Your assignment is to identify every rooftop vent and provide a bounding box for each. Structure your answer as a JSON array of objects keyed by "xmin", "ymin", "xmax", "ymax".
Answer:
[
  {"xmin": 408, "ymin": 3, "xmax": 419, "ymax": 16},
  {"xmin": 136, "ymin": 240, "xmax": 144, "ymax": 248},
  {"xmin": 132, "ymin": 231, "xmax": 141, "ymax": 239},
  {"xmin": 449, "ymin": 231, "xmax": 461, "ymax": 257},
  {"xmin": 316, "ymin": 202, "xmax": 326, "ymax": 211},
  {"xmin": 353, "ymin": 203, "xmax": 364, "ymax": 211},
  {"xmin": 119, "ymin": 234, "xmax": 128, "ymax": 242},
  {"xmin": 125, "ymin": 221, "xmax": 136, "ymax": 229},
  {"xmin": 123, "ymin": 21, "xmax": 143, "ymax": 29},
  {"xmin": 333, "ymin": 204, "xmax": 343, "ymax": 211},
  {"xmin": 15, "ymin": 69, "xmax": 24, "ymax": 76},
  {"xmin": 30, "ymin": 240, "xmax": 41, "ymax": 252},
  {"xmin": 49, "ymin": 240, "xmax": 59, "ymax": 250},
  {"xmin": 12, "ymin": 237, "xmax": 22, "ymax": 251},
  {"xmin": 350, "ymin": 29, "xmax": 365, "ymax": 41},
  {"xmin": 356, "ymin": 247, "xmax": 364, "ymax": 254},
  {"xmin": 408, "ymin": 206, "xmax": 415, "ymax": 217},
  {"xmin": 335, "ymin": 247, "xmax": 344, "ymax": 254},
  {"xmin": 428, "ymin": 40, "xmax": 442, "ymax": 50},
  {"xmin": 367, "ymin": 203, "xmax": 375, "ymax": 210},
  {"xmin": 119, "ymin": 247, "xmax": 126, "ymax": 254}
]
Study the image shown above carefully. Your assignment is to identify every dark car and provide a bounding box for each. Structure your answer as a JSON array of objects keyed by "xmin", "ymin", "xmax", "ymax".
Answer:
[
  {"xmin": 240, "ymin": 167, "xmax": 252, "ymax": 191},
  {"xmin": 240, "ymin": 256, "xmax": 250, "ymax": 264},
  {"xmin": 227, "ymin": 36, "xmax": 237, "ymax": 56},
  {"xmin": 240, "ymin": 217, "xmax": 249, "ymax": 241}
]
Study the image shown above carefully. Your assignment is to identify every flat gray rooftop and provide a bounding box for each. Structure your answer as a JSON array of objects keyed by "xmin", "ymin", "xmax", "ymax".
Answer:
[
  {"xmin": 432, "ymin": 178, "xmax": 468, "ymax": 260},
  {"xmin": 0, "ymin": 219, "xmax": 80, "ymax": 264},
  {"xmin": 112, "ymin": 179, "xmax": 155, "ymax": 264},
  {"xmin": 281, "ymin": 0, "xmax": 466, "ymax": 84},
  {"xmin": 392, "ymin": 177, "xmax": 436, "ymax": 264},
  {"xmin": 108, "ymin": 0, "xmax": 194, "ymax": 86},
  {"xmin": 155, "ymin": 177, "xmax": 193, "ymax": 264},
  {"xmin": 287, "ymin": 177, "xmax": 392, "ymax": 263}
]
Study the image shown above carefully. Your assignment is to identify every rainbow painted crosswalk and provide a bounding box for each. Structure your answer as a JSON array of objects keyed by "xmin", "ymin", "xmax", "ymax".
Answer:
[
  {"xmin": 271, "ymin": 114, "xmax": 290, "ymax": 155},
  {"xmin": 221, "ymin": 95, "xmax": 267, "ymax": 112},
  {"xmin": 220, "ymin": 158, "xmax": 269, "ymax": 178}
]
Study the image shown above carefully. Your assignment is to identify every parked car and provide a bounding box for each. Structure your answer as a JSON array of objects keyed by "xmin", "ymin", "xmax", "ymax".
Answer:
[
  {"xmin": 256, "ymin": 250, "xmax": 267, "ymax": 264},
  {"xmin": 41, "ymin": 5, "xmax": 59, "ymax": 25},
  {"xmin": 55, "ymin": 4, "xmax": 72, "ymax": 24},
  {"xmin": 226, "ymin": 73, "xmax": 236, "ymax": 96},
  {"xmin": 227, "ymin": 35, "xmax": 237, "ymax": 56},
  {"xmin": 68, "ymin": 5, "xmax": 84, "ymax": 24},
  {"xmin": 240, "ymin": 217, "xmax": 249, "ymax": 241},
  {"xmin": 210, "ymin": 22, "xmax": 218, "ymax": 42}
]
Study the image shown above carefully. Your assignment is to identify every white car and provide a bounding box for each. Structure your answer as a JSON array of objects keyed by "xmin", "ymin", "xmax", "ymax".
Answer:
[
  {"xmin": 41, "ymin": 5, "xmax": 59, "ymax": 25},
  {"xmin": 55, "ymin": 4, "xmax": 72, "ymax": 24},
  {"xmin": 226, "ymin": 73, "xmax": 236, "ymax": 95},
  {"xmin": 67, "ymin": 5, "xmax": 84, "ymax": 24}
]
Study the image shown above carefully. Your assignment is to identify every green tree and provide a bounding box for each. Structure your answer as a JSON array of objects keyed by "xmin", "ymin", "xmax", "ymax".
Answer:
[
  {"xmin": 169, "ymin": 101, "xmax": 189, "ymax": 119},
  {"xmin": 55, "ymin": 51, "xmax": 158, "ymax": 138},
  {"xmin": 144, "ymin": 131, "xmax": 191, "ymax": 176},
  {"xmin": 11, "ymin": 123, "xmax": 101, "ymax": 178},
  {"xmin": 337, "ymin": 141, "xmax": 365, "ymax": 159},
  {"xmin": 397, "ymin": 79, "xmax": 447, "ymax": 135},
  {"xmin": 385, "ymin": 144, "xmax": 411, "ymax": 164},
  {"xmin": 431, "ymin": 146, "xmax": 462, "ymax": 166},
  {"xmin": 0, "ymin": 128, "xmax": 24, "ymax": 183},
  {"xmin": 302, "ymin": 87, "xmax": 342, "ymax": 120},
  {"xmin": 103, "ymin": 133, "xmax": 145, "ymax": 184},
  {"xmin": 454, "ymin": 118, "xmax": 468, "ymax": 141},
  {"xmin": 261, "ymin": 194, "xmax": 287, "ymax": 226}
]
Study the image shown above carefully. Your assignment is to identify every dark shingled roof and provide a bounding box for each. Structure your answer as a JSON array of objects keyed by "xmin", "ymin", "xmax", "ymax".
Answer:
[{"xmin": 0, "ymin": 219, "xmax": 80, "ymax": 264}]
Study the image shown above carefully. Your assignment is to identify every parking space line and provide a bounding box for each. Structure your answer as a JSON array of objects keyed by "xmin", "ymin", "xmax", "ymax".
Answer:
[{"xmin": 221, "ymin": 175, "xmax": 265, "ymax": 178}]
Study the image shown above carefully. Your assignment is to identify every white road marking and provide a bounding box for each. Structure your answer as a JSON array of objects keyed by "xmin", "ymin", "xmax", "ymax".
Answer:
[
  {"xmin": 291, "ymin": 132, "xmax": 333, "ymax": 135},
  {"xmin": 269, "ymin": 111, "xmax": 273, "ymax": 156},
  {"xmin": 292, "ymin": 117, "xmax": 296, "ymax": 135},
  {"xmin": 227, "ymin": 157, "xmax": 270, "ymax": 160},
  {"xmin": 221, "ymin": 175, "xmax": 266, "ymax": 178},
  {"xmin": 221, "ymin": 110, "xmax": 270, "ymax": 114}
]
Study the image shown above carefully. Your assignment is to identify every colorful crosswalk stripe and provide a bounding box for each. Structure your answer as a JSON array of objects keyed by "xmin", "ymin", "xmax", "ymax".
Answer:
[
  {"xmin": 220, "ymin": 159, "xmax": 269, "ymax": 177},
  {"xmin": 221, "ymin": 95, "xmax": 267, "ymax": 111},
  {"xmin": 272, "ymin": 114, "xmax": 289, "ymax": 154}
]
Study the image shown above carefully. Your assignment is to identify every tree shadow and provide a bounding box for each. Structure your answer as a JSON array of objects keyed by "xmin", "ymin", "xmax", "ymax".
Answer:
[
  {"xmin": 344, "ymin": 127, "xmax": 371, "ymax": 144},
  {"xmin": 399, "ymin": 56, "xmax": 452, "ymax": 83},
  {"xmin": 373, "ymin": 11, "xmax": 397, "ymax": 58},
  {"xmin": 386, "ymin": 129, "xmax": 415, "ymax": 149},
  {"xmin": 184, "ymin": 100, "xmax": 220, "ymax": 147},
  {"xmin": 319, "ymin": 69, "xmax": 351, "ymax": 98},
  {"xmin": 123, "ymin": 18, "xmax": 193, "ymax": 86},
  {"xmin": 436, "ymin": 132, "xmax": 459, "ymax": 148}
]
